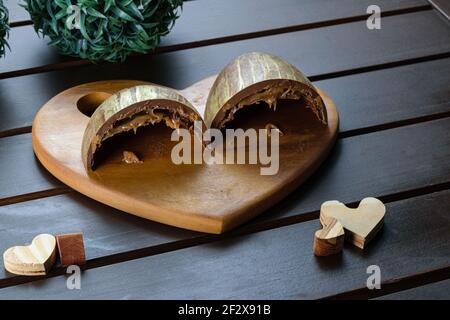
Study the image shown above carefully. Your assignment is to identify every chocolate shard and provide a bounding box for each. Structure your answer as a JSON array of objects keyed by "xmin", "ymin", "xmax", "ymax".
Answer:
[
  {"xmin": 122, "ymin": 150, "xmax": 143, "ymax": 164},
  {"xmin": 204, "ymin": 52, "xmax": 327, "ymax": 129}
]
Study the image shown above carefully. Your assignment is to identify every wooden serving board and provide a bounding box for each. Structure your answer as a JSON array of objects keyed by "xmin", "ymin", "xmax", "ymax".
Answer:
[{"xmin": 32, "ymin": 77, "xmax": 338, "ymax": 234}]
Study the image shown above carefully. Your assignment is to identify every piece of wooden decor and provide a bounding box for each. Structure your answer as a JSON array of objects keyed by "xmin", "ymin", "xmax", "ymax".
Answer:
[
  {"xmin": 320, "ymin": 197, "xmax": 386, "ymax": 249},
  {"xmin": 56, "ymin": 233, "xmax": 86, "ymax": 266},
  {"xmin": 313, "ymin": 217, "xmax": 345, "ymax": 256},
  {"xmin": 3, "ymin": 234, "xmax": 57, "ymax": 276},
  {"xmin": 32, "ymin": 52, "xmax": 339, "ymax": 234}
]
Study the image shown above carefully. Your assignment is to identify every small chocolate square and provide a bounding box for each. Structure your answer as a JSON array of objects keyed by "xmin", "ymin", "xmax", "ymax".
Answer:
[{"xmin": 56, "ymin": 233, "xmax": 86, "ymax": 266}]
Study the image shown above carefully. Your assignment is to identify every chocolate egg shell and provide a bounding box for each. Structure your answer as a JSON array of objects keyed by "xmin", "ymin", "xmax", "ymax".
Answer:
[
  {"xmin": 204, "ymin": 52, "xmax": 327, "ymax": 128},
  {"xmin": 82, "ymin": 85, "xmax": 203, "ymax": 171}
]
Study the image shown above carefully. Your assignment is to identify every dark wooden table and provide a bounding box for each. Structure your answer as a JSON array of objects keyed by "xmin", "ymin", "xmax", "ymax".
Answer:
[{"xmin": 0, "ymin": 0, "xmax": 449, "ymax": 299}]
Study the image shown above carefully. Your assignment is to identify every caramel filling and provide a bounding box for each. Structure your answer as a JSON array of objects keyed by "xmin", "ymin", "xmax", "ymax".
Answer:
[
  {"xmin": 89, "ymin": 106, "xmax": 200, "ymax": 169},
  {"xmin": 218, "ymin": 83, "xmax": 326, "ymax": 128},
  {"xmin": 105, "ymin": 112, "xmax": 181, "ymax": 139}
]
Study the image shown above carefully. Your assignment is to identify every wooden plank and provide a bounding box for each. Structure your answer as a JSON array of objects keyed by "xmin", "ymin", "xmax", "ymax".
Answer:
[
  {"xmin": 0, "ymin": 192, "xmax": 200, "ymax": 286},
  {"xmin": 162, "ymin": 0, "xmax": 429, "ymax": 49},
  {"xmin": 316, "ymin": 58, "xmax": 450, "ymax": 134},
  {"xmin": 0, "ymin": 0, "xmax": 429, "ymax": 76},
  {"xmin": 6, "ymin": 0, "xmax": 428, "ymax": 26},
  {"xmin": 1, "ymin": 188, "xmax": 449, "ymax": 299},
  {"xmin": 430, "ymin": 0, "xmax": 450, "ymax": 20},
  {"xmin": 376, "ymin": 279, "xmax": 450, "ymax": 299},
  {"xmin": 1, "ymin": 57, "xmax": 449, "ymax": 201},
  {"xmin": 0, "ymin": 133, "xmax": 62, "ymax": 200},
  {"xmin": 0, "ymin": 118, "xmax": 449, "ymax": 286},
  {"xmin": 4, "ymin": 0, "xmax": 29, "ymax": 25},
  {"xmin": 0, "ymin": 193, "xmax": 202, "ymax": 287},
  {"xmin": 5, "ymin": 0, "xmax": 198, "ymax": 25},
  {"xmin": 0, "ymin": 10, "xmax": 449, "ymax": 135}
]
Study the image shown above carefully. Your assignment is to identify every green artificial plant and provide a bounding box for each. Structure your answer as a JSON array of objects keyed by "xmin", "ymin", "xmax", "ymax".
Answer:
[
  {"xmin": 23, "ymin": 0, "xmax": 183, "ymax": 62},
  {"xmin": 0, "ymin": 0, "xmax": 9, "ymax": 58}
]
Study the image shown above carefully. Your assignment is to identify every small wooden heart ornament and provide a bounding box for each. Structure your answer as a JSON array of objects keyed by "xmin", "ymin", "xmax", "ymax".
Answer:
[
  {"xmin": 320, "ymin": 197, "xmax": 386, "ymax": 249},
  {"xmin": 313, "ymin": 216, "xmax": 345, "ymax": 256},
  {"xmin": 3, "ymin": 234, "xmax": 57, "ymax": 276}
]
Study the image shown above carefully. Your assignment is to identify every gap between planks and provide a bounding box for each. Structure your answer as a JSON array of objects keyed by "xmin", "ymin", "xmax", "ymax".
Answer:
[
  {"xmin": 0, "ymin": 2, "xmax": 447, "ymax": 296},
  {"xmin": 0, "ymin": 5, "xmax": 432, "ymax": 80},
  {"xmin": 6, "ymin": 93, "xmax": 448, "ymax": 142},
  {"xmin": 429, "ymin": 0, "xmax": 450, "ymax": 21},
  {"xmin": 6, "ymin": 0, "xmax": 197, "ymax": 27},
  {"xmin": 322, "ymin": 265, "xmax": 450, "ymax": 300},
  {"xmin": 10, "ymin": 4, "xmax": 430, "ymax": 29},
  {"xmin": 1, "ymin": 180, "xmax": 449, "ymax": 294},
  {"xmin": 2, "ymin": 100, "xmax": 450, "ymax": 207},
  {"xmin": 0, "ymin": 51, "xmax": 449, "ymax": 140}
]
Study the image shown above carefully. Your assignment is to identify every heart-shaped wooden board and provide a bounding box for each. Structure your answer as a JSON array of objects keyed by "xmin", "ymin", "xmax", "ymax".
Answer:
[
  {"xmin": 3, "ymin": 234, "xmax": 56, "ymax": 276},
  {"xmin": 32, "ymin": 77, "xmax": 338, "ymax": 234}
]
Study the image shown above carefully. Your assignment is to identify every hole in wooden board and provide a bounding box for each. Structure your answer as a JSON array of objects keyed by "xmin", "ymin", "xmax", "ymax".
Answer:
[{"xmin": 77, "ymin": 92, "xmax": 112, "ymax": 117}]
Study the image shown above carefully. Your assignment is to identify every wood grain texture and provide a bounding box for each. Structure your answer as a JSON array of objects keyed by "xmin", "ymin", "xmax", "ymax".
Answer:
[
  {"xmin": 0, "ymin": 118, "xmax": 449, "ymax": 284},
  {"xmin": 4, "ymin": 0, "xmax": 29, "ymax": 25},
  {"xmin": 376, "ymin": 278, "xmax": 450, "ymax": 300},
  {"xmin": 0, "ymin": 0, "xmax": 429, "ymax": 76},
  {"xmin": 0, "ymin": 192, "xmax": 200, "ymax": 283},
  {"xmin": 55, "ymin": 233, "xmax": 86, "ymax": 267},
  {"xmin": 259, "ymin": 117, "xmax": 450, "ymax": 223},
  {"xmin": 2, "ymin": 57, "xmax": 448, "ymax": 201},
  {"xmin": 313, "ymin": 217, "xmax": 345, "ymax": 256},
  {"xmin": 0, "ymin": 11, "xmax": 449, "ymax": 135},
  {"xmin": 32, "ymin": 78, "xmax": 338, "ymax": 233},
  {"xmin": 0, "ymin": 0, "xmax": 447, "ymax": 299},
  {"xmin": 6, "ymin": 0, "xmax": 198, "ymax": 25},
  {"xmin": 430, "ymin": 0, "xmax": 450, "ymax": 20},
  {"xmin": 162, "ymin": 0, "xmax": 429, "ymax": 48},
  {"xmin": 320, "ymin": 198, "xmax": 385, "ymax": 249},
  {"xmin": 1, "ymin": 189, "xmax": 449, "ymax": 299},
  {"xmin": 0, "ymin": 133, "xmax": 62, "ymax": 200},
  {"xmin": 316, "ymin": 58, "xmax": 450, "ymax": 134}
]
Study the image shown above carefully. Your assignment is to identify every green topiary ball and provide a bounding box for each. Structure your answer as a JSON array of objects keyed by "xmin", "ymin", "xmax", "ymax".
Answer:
[
  {"xmin": 0, "ymin": 0, "xmax": 9, "ymax": 58},
  {"xmin": 24, "ymin": 0, "xmax": 183, "ymax": 62}
]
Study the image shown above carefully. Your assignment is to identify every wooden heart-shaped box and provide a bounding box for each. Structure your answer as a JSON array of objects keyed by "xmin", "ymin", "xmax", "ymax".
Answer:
[{"xmin": 32, "ymin": 53, "xmax": 338, "ymax": 234}]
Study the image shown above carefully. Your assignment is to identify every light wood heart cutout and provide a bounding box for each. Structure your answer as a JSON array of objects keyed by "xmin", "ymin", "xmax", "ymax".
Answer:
[
  {"xmin": 320, "ymin": 198, "xmax": 386, "ymax": 249},
  {"xmin": 32, "ymin": 53, "xmax": 339, "ymax": 233},
  {"xmin": 3, "ymin": 234, "xmax": 56, "ymax": 276},
  {"xmin": 313, "ymin": 217, "xmax": 345, "ymax": 256}
]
